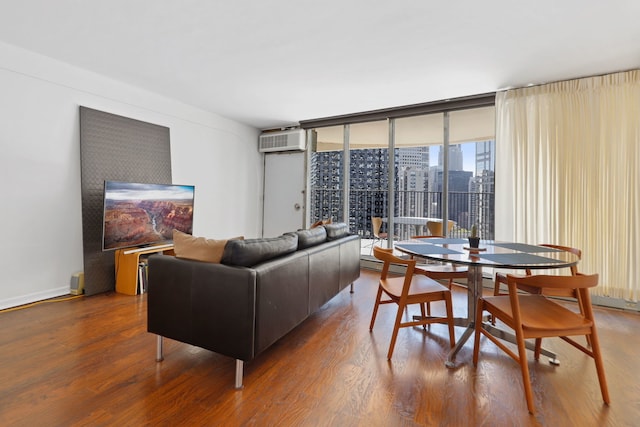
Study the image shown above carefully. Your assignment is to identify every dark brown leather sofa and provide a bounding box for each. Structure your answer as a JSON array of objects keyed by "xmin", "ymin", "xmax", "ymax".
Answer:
[{"xmin": 147, "ymin": 223, "xmax": 360, "ymax": 388}]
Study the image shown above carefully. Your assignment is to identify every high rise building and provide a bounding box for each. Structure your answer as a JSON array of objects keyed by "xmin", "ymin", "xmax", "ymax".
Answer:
[
  {"xmin": 438, "ymin": 144, "xmax": 464, "ymax": 171},
  {"xmin": 397, "ymin": 147, "xmax": 429, "ymax": 217},
  {"xmin": 310, "ymin": 148, "xmax": 391, "ymax": 234},
  {"xmin": 468, "ymin": 140, "xmax": 496, "ymax": 238},
  {"xmin": 476, "ymin": 140, "xmax": 495, "ymax": 173},
  {"xmin": 309, "ymin": 140, "xmax": 496, "ymax": 238}
]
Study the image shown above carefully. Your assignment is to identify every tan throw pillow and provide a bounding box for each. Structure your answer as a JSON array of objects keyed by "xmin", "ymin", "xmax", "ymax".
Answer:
[
  {"xmin": 172, "ymin": 229, "xmax": 230, "ymax": 263},
  {"xmin": 311, "ymin": 218, "xmax": 332, "ymax": 228}
]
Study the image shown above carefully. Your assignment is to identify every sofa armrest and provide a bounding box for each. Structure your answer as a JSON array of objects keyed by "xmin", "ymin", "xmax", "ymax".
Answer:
[
  {"xmin": 147, "ymin": 254, "xmax": 257, "ymax": 361},
  {"xmin": 339, "ymin": 234, "xmax": 361, "ymax": 290}
]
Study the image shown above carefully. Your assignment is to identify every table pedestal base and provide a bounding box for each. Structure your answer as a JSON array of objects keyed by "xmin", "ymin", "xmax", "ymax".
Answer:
[
  {"xmin": 412, "ymin": 316, "xmax": 560, "ymax": 367},
  {"xmin": 445, "ymin": 322, "xmax": 476, "ymax": 368}
]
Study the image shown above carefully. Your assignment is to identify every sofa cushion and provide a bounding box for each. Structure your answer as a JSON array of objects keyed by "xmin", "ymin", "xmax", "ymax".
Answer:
[
  {"xmin": 221, "ymin": 233, "xmax": 298, "ymax": 267},
  {"xmin": 323, "ymin": 222, "xmax": 349, "ymax": 240},
  {"xmin": 295, "ymin": 227, "xmax": 327, "ymax": 249},
  {"xmin": 172, "ymin": 229, "xmax": 241, "ymax": 263}
]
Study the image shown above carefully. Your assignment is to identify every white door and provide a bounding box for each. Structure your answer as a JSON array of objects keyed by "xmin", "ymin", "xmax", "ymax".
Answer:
[{"xmin": 262, "ymin": 151, "xmax": 306, "ymax": 237}]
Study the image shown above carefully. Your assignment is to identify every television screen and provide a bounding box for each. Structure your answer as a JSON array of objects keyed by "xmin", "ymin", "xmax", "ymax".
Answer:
[{"xmin": 102, "ymin": 181, "xmax": 195, "ymax": 251}]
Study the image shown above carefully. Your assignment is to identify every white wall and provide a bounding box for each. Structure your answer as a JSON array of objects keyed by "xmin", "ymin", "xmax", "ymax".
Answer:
[{"xmin": 0, "ymin": 41, "xmax": 263, "ymax": 309}]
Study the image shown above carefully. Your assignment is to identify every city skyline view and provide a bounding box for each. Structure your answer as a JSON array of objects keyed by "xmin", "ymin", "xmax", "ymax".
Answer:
[
  {"xmin": 428, "ymin": 143, "xmax": 487, "ymax": 175},
  {"xmin": 310, "ymin": 139, "xmax": 496, "ymax": 242}
]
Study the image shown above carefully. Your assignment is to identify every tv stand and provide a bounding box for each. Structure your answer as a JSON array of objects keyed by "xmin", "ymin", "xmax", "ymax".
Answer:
[{"xmin": 115, "ymin": 244, "xmax": 174, "ymax": 295}]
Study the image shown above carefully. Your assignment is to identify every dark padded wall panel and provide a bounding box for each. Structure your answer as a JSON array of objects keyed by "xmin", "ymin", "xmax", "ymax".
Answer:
[{"xmin": 80, "ymin": 107, "xmax": 171, "ymax": 295}]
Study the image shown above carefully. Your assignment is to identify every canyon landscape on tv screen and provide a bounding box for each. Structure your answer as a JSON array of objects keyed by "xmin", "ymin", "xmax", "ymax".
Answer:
[{"xmin": 102, "ymin": 181, "xmax": 194, "ymax": 251}]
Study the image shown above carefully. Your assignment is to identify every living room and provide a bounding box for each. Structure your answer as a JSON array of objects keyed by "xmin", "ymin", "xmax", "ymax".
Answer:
[{"xmin": 1, "ymin": 1, "xmax": 640, "ymax": 425}]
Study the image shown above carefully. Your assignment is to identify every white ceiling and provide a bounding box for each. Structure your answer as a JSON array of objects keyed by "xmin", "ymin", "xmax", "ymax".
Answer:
[{"xmin": 1, "ymin": 0, "xmax": 639, "ymax": 130}]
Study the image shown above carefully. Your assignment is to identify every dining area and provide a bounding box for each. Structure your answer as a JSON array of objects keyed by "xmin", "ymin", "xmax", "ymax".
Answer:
[
  {"xmin": 366, "ymin": 215, "xmax": 459, "ymax": 255},
  {"xmin": 368, "ymin": 236, "xmax": 610, "ymax": 415},
  {"xmin": 319, "ymin": 69, "xmax": 638, "ymax": 423},
  {"xmin": 378, "ymin": 216, "xmax": 457, "ymax": 240}
]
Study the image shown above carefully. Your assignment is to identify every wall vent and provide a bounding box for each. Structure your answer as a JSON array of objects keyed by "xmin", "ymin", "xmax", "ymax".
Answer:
[{"xmin": 259, "ymin": 129, "xmax": 306, "ymax": 152}]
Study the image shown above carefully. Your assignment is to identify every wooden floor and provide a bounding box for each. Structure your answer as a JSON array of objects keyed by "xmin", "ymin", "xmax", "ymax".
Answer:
[{"xmin": 1, "ymin": 269, "xmax": 639, "ymax": 426}]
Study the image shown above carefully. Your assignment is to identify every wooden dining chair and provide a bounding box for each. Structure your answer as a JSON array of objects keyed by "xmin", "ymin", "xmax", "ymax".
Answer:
[
  {"xmin": 473, "ymin": 273, "xmax": 610, "ymax": 414},
  {"xmin": 369, "ymin": 216, "xmax": 389, "ymax": 254},
  {"xmin": 409, "ymin": 235, "xmax": 468, "ymax": 316},
  {"xmin": 370, "ymin": 246, "xmax": 456, "ymax": 360},
  {"xmin": 426, "ymin": 220, "xmax": 454, "ymax": 236},
  {"xmin": 491, "ymin": 245, "xmax": 586, "ymax": 341}
]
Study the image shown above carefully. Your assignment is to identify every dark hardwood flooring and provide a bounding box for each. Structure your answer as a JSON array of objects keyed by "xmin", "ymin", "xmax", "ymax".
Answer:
[{"xmin": 1, "ymin": 269, "xmax": 639, "ymax": 426}]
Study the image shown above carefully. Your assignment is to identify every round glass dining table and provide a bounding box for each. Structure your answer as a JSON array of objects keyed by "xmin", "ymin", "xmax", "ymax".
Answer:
[{"xmin": 394, "ymin": 238, "xmax": 580, "ymax": 367}]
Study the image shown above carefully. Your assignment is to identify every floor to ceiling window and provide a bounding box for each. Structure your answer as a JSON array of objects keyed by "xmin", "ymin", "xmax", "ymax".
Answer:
[
  {"xmin": 309, "ymin": 125, "xmax": 345, "ymax": 223},
  {"xmin": 394, "ymin": 113, "xmax": 445, "ymax": 238},
  {"xmin": 448, "ymin": 107, "xmax": 496, "ymax": 239},
  {"xmin": 304, "ymin": 95, "xmax": 496, "ymax": 257},
  {"xmin": 348, "ymin": 121, "xmax": 390, "ymax": 239}
]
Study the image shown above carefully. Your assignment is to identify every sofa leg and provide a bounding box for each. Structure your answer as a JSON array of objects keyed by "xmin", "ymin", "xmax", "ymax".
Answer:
[
  {"xmin": 156, "ymin": 335, "xmax": 164, "ymax": 362},
  {"xmin": 350, "ymin": 283, "xmax": 354, "ymax": 293},
  {"xmin": 235, "ymin": 359, "xmax": 244, "ymax": 389}
]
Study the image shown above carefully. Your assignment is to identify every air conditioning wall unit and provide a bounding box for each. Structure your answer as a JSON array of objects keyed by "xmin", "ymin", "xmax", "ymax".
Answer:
[{"xmin": 259, "ymin": 129, "xmax": 306, "ymax": 153}]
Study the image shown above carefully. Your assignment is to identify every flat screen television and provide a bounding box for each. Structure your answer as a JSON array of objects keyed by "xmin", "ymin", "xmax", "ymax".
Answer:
[{"xmin": 102, "ymin": 181, "xmax": 195, "ymax": 251}]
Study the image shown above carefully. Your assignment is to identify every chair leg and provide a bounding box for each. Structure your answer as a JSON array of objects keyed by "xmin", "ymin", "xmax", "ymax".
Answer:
[
  {"xmin": 472, "ymin": 299, "xmax": 485, "ymax": 366},
  {"xmin": 514, "ymin": 327, "xmax": 536, "ymax": 414},
  {"xmin": 420, "ymin": 303, "xmax": 427, "ymax": 329},
  {"xmin": 369, "ymin": 286, "xmax": 384, "ymax": 331},
  {"xmin": 577, "ymin": 297, "xmax": 593, "ymax": 348},
  {"xmin": 444, "ymin": 292, "xmax": 455, "ymax": 348},
  {"xmin": 493, "ymin": 279, "xmax": 502, "ymax": 296},
  {"xmin": 387, "ymin": 302, "xmax": 405, "ymax": 360},
  {"xmin": 589, "ymin": 327, "xmax": 611, "ymax": 404},
  {"xmin": 533, "ymin": 338, "xmax": 542, "ymax": 360},
  {"xmin": 369, "ymin": 237, "xmax": 378, "ymax": 255}
]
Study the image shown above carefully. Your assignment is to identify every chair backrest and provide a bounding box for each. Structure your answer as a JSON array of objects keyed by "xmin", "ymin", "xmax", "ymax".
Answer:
[
  {"xmin": 507, "ymin": 273, "xmax": 598, "ymax": 306},
  {"xmin": 539, "ymin": 244, "xmax": 582, "ymax": 276},
  {"xmin": 373, "ymin": 246, "xmax": 416, "ymax": 280},
  {"xmin": 371, "ymin": 217, "xmax": 383, "ymax": 238},
  {"xmin": 521, "ymin": 244, "xmax": 582, "ymax": 296},
  {"xmin": 426, "ymin": 220, "xmax": 454, "ymax": 236}
]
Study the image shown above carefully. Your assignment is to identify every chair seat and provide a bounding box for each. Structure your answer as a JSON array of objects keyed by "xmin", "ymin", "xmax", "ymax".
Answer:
[
  {"xmin": 483, "ymin": 294, "xmax": 593, "ymax": 336},
  {"xmin": 381, "ymin": 275, "xmax": 450, "ymax": 300}
]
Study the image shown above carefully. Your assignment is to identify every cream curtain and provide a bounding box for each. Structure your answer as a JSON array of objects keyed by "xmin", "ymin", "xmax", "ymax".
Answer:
[{"xmin": 495, "ymin": 70, "xmax": 640, "ymax": 300}]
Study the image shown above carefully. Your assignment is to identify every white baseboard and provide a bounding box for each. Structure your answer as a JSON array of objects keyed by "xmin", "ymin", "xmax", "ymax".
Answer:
[
  {"xmin": 0, "ymin": 286, "xmax": 70, "ymax": 310},
  {"xmin": 592, "ymin": 295, "xmax": 640, "ymax": 312}
]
